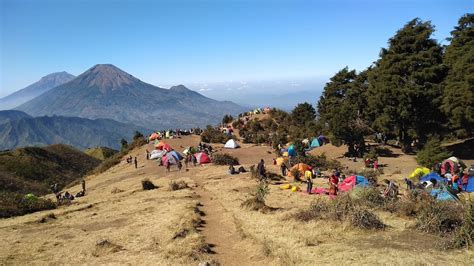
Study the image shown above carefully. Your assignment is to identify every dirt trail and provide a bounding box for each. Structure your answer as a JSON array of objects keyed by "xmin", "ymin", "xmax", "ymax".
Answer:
[{"xmin": 192, "ymin": 176, "xmax": 259, "ymax": 265}]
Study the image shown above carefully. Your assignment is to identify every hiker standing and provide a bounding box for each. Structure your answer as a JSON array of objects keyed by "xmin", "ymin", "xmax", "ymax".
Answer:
[
  {"xmin": 280, "ymin": 163, "xmax": 287, "ymax": 176},
  {"xmin": 257, "ymin": 159, "xmax": 266, "ymax": 180},
  {"xmin": 81, "ymin": 179, "xmax": 86, "ymax": 193},
  {"xmin": 305, "ymin": 170, "xmax": 313, "ymax": 194},
  {"xmin": 134, "ymin": 157, "xmax": 138, "ymax": 169},
  {"xmin": 146, "ymin": 149, "xmax": 150, "ymax": 160},
  {"xmin": 184, "ymin": 154, "xmax": 190, "ymax": 169}
]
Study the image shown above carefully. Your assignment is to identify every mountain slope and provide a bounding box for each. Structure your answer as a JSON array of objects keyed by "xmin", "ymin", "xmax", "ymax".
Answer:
[
  {"xmin": 0, "ymin": 72, "xmax": 75, "ymax": 110},
  {"xmin": 17, "ymin": 64, "xmax": 246, "ymax": 129},
  {"xmin": 0, "ymin": 115, "xmax": 149, "ymax": 150},
  {"xmin": 0, "ymin": 110, "xmax": 32, "ymax": 125},
  {"xmin": 0, "ymin": 144, "xmax": 100, "ymax": 196}
]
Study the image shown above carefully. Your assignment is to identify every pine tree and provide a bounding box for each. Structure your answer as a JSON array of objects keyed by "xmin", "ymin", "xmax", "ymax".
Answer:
[
  {"xmin": 317, "ymin": 67, "xmax": 370, "ymax": 156},
  {"xmin": 442, "ymin": 13, "xmax": 474, "ymax": 137},
  {"xmin": 367, "ymin": 18, "xmax": 447, "ymax": 152}
]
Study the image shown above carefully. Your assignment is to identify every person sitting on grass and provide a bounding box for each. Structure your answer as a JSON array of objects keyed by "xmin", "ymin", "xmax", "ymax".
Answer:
[{"xmin": 229, "ymin": 164, "xmax": 237, "ymax": 175}]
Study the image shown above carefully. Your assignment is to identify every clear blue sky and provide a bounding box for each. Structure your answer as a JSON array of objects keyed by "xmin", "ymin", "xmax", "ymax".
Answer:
[{"xmin": 0, "ymin": 0, "xmax": 471, "ymax": 97}]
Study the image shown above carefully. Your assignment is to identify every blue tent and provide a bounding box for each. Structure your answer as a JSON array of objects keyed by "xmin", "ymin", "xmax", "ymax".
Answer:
[
  {"xmin": 288, "ymin": 145, "xmax": 296, "ymax": 156},
  {"xmin": 420, "ymin": 172, "xmax": 445, "ymax": 184},
  {"xmin": 461, "ymin": 176, "xmax": 474, "ymax": 192},
  {"xmin": 310, "ymin": 138, "xmax": 321, "ymax": 148},
  {"xmin": 317, "ymin": 135, "xmax": 327, "ymax": 145},
  {"xmin": 430, "ymin": 189, "xmax": 458, "ymax": 201},
  {"xmin": 168, "ymin": 150, "xmax": 183, "ymax": 161},
  {"xmin": 356, "ymin": 175, "xmax": 369, "ymax": 186}
]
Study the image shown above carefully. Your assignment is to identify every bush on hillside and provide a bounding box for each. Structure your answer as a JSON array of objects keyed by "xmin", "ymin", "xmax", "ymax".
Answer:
[
  {"xmin": 141, "ymin": 179, "xmax": 157, "ymax": 190},
  {"xmin": 212, "ymin": 153, "xmax": 239, "ymax": 166},
  {"xmin": 414, "ymin": 199, "xmax": 463, "ymax": 235},
  {"xmin": 201, "ymin": 125, "xmax": 230, "ymax": 143},
  {"xmin": 0, "ymin": 191, "xmax": 56, "ymax": 218},
  {"xmin": 293, "ymin": 194, "xmax": 385, "ymax": 230},
  {"xmin": 222, "ymin": 114, "xmax": 234, "ymax": 124},
  {"xmin": 416, "ymin": 137, "xmax": 452, "ymax": 168},
  {"xmin": 292, "ymin": 153, "xmax": 342, "ymax": 171},
  {"xmin": 241, "ymin": 180, "xmax": 271, "ymax": 212},
  {"xmin": 448, "ymin": 202, "xmax": 474, "ymax": 249}
]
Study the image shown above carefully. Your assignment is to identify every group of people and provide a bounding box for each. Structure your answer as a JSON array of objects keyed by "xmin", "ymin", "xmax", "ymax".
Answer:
[
  {"xmin": 126, "ymin": 155, "xmax": 138, "ymax": 169},
  {"xmin": 51, "ymin": 179, "xmax": 86, "ymax": 204}
]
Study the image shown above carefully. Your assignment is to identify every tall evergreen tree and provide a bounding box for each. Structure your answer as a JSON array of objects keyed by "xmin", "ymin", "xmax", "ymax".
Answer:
[
  {"xmin": 442, "ymin": 13, "xmax": 474, "ymax": 137},
  {"xmin": 367, "ymin": 18, "xmax": 447, "ymax": 152},
  {"xmin": 317, "ymin": 67, "xmax": 370, "ymax": 156}
]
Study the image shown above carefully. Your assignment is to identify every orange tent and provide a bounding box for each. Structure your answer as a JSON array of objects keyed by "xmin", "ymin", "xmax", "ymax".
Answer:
[
  {"xmin": 155, "ymin": 141, "xmax": 172, "ymax": 151},
  {"xmin": 287, "ymin": 163, "xmax": 312, "ymax": 178},
  {"xmin": 149, "ymin": 132, "xmax": 159, "ymax": 141}
]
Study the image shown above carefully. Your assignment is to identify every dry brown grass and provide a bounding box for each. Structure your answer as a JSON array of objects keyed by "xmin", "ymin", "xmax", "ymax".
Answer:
[
  {"xmin": 169, "ymin": 180, "xmax": 189, "ymax": 191},
  {"xmin": 92, "ymin": 239, "xmax": 124, "ymax": 257}
]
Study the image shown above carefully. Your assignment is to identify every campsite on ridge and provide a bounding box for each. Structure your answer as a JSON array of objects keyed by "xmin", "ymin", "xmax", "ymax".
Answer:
[{"xmin": 1, "ymin": 1, "xmax": 473, "ymax": 265}]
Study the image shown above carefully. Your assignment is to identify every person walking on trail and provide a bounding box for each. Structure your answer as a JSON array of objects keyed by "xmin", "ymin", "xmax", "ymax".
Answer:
[
  {"xmin": 81, "ymin": 179, "xmax": 86, "ymax": 193},
  {"xmin": 146, "ymin": 149, "xmax": 150, "ymax": 160},
  {"xmin": 257, "ymin": 159, "xmax": 266, "ymax": 180},
  {"xmin": 134, "ymin": 157, "xmax": 138, "ymax": 169}
]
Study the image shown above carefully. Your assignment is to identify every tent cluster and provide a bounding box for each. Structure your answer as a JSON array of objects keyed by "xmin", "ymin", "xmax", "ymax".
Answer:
[
  {"xmin": 148, "ymin": 129, "xmax": 198, "ymax": 142},
  {"xmin": 406, "ymin": 156, "xmax": 474, "ymax": 201},
  {"xmin": 148, "ymin": 140, "xmax": 214, "ymax": 169}
]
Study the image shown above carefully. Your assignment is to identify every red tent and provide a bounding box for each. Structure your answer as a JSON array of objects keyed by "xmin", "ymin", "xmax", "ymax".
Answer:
[
  {"xmin": 156, "ymin": 141, "xmax": 172, "ymax": 151},
  {"xmin": 194, "ymin": 152, "xmax": 211, "ymax": 164}
]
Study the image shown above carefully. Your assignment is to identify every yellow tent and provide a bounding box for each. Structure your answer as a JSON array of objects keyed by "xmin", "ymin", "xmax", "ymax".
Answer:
[
  {"xmin": 276, "ymin": 157, "xmax": 288, "ymax": 166},
  {"xmin": 282, "ymin": 151, "xmax": 289, "ymax": 157},
  {"xmin": 409, "ymin": 167, "xmax": 430, "ymax": 181}
]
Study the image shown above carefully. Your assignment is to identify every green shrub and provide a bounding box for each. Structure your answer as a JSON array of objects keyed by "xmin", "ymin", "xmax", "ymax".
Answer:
[
  {"xmin": 212, "ymin": 153, "xmax": 239, "ymax": 166},
  {"xmin": 416, "ymin": 137, "xmax": 452, "ymax": 168},
  {"xmin": 201, "ymin": 125, "xmax": 230, "ymax": 143},
  {"xmin": 293, "ymin": 153, "xmax": 342, "ymax": 171},
  {"xmin": 0, "ymin": 191, "xmax": 56, "ymax": 218},
  {"xmin": 141, "ymin": 179, "xmax": 157, "ymax": 190}
]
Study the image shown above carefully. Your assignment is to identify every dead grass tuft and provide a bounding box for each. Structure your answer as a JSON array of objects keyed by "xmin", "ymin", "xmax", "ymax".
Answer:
[
  {"xmin": 111, "ymin": 187, "xmax": 124, "ymax": 194},
  {"xmin": 169, "ymin": 180, "xmax": 189, "ymax": 191},
  {"xmin": 37, "ymin": 213, "xmax": 56, "ymax": 223},
  {"xmin": 350, "ymin": 208, "xmax": 386, "ymax": 230},
  {"xmin": 92, "ymin": 239, "xmax": 124, "ymax": 257}
]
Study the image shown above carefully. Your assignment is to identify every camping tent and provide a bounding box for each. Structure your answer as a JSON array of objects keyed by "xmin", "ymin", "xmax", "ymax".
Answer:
[
  {"xmin": 156, "ymin": 141, "xmax": 172, "ymax": 151},
  {"xmin": 310, "ymin": 138, "xmax": 321, "ymax": 148},
  {"xmin": 287, "ymin": 163, "xmax": 312, "ymax": 178},
  {"xmin": 224, "ymin": 139, "xmax": 240, "ymax": 149},
  {"xmin": 149, "ymin": 132, "xmax": 159, "ymax": 141},
  {"xmin": 194, "ymin": 152, "xmax": 211, "ymax": 164},
  {"xmin": 183, "ymin": 147, "xmax": 198, "ymax": 155},
  {"xmin": 409, "ymin": 167, "xmax": 431, "ymax": 181},
  {"xmin": 339, "ymin": 175, "xmax": 369, "ymax": 192},
  {"xmin": 441, "ymin": 157, "xmax": 465, "ymax": 175},
  {"xmin": 420, "ymin": 172, "xmax": 445, "ymax": 184},
  {"xmin": 167, "ymin": 150, "xmax": 183, "ymax": 161},
  {"xmin": 149, "ymin": 150, "xmax": 166, "ymax": 160},
  {"xmin": 162, "ymin": 154, "xmax": 177, "ymax": 165},
  {"xmin": 317, "ymin": 135, "xmax": 327, "ymax": 144},
  {"xmin": 430, "ymin": 188, "xmax": 458, "ymax": 201},
  {"xmin": 459, "ymin": 176, "xmax": 474, "ymax": 192}
]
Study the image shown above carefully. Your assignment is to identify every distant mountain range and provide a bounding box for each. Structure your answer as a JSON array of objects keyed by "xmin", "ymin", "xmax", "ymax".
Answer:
[
  {"xmin": 0, "ymin": 110, "xmax": 148, "ymax": 150},
  {"xmin": 0, "ymin": 72, "xmax": 75, "ymax": 110},
  {"xmin": 17, "ymin": 64, "xmax": 246, "ymax": 129}
]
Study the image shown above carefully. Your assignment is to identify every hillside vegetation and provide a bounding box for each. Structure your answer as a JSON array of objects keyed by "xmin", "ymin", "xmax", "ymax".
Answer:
[
  {"xmin": 84, "ymin": 147, "xmax": 118, "ymax": 161},
  {"xmin": 0, "ymin": 144, "xmax": 100, "ymax": 196}
]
